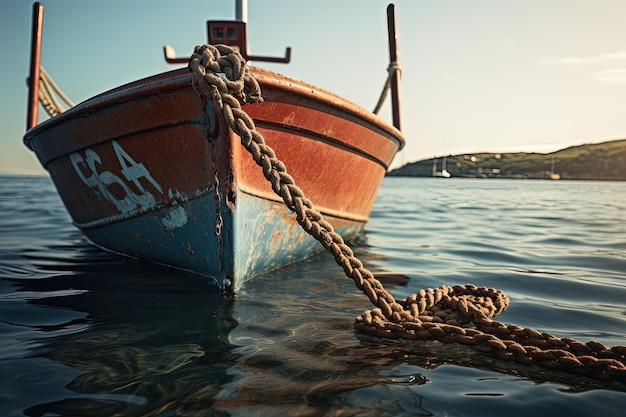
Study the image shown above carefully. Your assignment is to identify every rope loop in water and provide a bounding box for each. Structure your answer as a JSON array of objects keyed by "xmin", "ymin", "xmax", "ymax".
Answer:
[{"xmin": 187, "ymin": 43, "xmax": 626, "ymax": 384}]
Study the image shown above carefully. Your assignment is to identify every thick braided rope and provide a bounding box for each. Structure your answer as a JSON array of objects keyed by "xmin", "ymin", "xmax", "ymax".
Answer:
[
  {"xmin": 188, "ymin": 44, "xmax": 626, "ymax": 383},
  {"xmin": 38, "ymin": 67, "xmax": 75, "ymax": 117}
]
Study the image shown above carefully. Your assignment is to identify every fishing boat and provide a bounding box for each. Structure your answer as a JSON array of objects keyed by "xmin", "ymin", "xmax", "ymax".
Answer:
[{"xmin": 23, "ymin": 1, "xmax": 405, "ymax": 290}]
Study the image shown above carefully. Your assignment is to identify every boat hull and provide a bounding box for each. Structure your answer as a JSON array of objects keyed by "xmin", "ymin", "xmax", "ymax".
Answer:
[{"xmin": 24, "ymin": 67, "xmax": 404, "ymax": 289}]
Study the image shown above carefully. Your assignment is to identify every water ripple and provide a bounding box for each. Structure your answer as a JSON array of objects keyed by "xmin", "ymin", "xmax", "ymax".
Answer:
[{"xmin": 1, "ymin": 175, "xmax": 626, "ymax": 416}]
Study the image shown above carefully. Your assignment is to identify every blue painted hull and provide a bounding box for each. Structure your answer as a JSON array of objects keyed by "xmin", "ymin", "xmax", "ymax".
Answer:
[{"xmin": 80, "ymin": 186, "xmax": 361, "ymax": 289}]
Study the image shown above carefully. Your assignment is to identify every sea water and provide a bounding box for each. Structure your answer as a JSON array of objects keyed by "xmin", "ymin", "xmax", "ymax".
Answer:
[{"xmin": 1, "ymin": 174, "xmax": 625, "ymax": 416}]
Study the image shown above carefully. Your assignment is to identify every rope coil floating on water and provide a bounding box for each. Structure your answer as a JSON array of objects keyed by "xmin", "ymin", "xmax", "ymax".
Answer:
[{"xmin": 188, "ymin": 44, "xmax": 626, "ymax": 384}]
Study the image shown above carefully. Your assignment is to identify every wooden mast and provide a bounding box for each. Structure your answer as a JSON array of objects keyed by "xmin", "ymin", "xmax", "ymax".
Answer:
[
  {"xmin": 386, "ymin": 4, "xmax": 401, "ymax": 131},
  {"xmin": 27, "ymin": 2, "xmax": 44, "ymax": 130}
]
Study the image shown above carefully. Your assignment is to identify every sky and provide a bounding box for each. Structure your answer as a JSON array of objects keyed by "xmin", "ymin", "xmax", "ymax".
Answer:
[{"xmin": 2, "ymin": 0, "xmax": 626, "ymax": 175}]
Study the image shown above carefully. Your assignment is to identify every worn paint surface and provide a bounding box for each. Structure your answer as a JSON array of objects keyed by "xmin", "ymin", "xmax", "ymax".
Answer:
[
  {"xmin": 24, "ymin": 67, "xmax": 404, "ymax": 289},
  {"xmin": 233, "ymin": 190, "xmax": 362, "ymax": 287}
]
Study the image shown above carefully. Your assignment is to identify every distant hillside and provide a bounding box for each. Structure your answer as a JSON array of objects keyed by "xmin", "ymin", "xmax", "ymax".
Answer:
[{"xmin": 387, "ymin": 139, "xmax": 626, "ymax": 180}]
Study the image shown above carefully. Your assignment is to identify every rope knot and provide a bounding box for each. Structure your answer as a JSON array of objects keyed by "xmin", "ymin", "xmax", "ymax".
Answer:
[
  {"xmin": 189, "ymin": 44, "xmax": 263, "ymax": 105},
  {"xmin": 387, "ymin": 61, "xmax": 402, "ymax": 80}
]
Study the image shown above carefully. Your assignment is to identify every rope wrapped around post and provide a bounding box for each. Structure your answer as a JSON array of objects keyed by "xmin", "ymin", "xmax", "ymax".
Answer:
[
  {"xmin": 188, "ymin": 44, "xmax": 626, "ymax": 384},
  {"xmin": 373, "ymin": 61, "xmax": 402, "ymax": 115}
]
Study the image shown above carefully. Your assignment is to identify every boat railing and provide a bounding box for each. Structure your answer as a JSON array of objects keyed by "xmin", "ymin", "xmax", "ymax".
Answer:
[
  {"xmin": 27, "ymin": 1, "xmax": 400, "ymax": 135},
  {"xmin": 164, "ymin": 20, "xmax": 291, "ymax": 64}
]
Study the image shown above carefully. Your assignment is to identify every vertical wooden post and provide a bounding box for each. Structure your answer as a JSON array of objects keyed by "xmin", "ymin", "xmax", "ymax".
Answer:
[
  {"xmin": 386, "ymin": 4, "xmax": 401, "ymax": 131},
  {"xmin": 27, "ymin": 2, "xmax": 44, "ymax": 130}
]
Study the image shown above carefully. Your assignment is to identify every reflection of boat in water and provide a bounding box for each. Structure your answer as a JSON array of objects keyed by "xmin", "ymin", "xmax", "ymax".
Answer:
[
  {"xmin": 15, "ymin": 255, "xmax": 621, "ymax": 417},
  {"xmin": 432, "ymin": 156, "xmax": 451, "ymax": 178}
]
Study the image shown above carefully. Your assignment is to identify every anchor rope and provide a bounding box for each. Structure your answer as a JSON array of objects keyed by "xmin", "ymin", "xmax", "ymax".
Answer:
[{"xmin": 188, "ymin": 44, "xmax": 626, "ymax": 383}]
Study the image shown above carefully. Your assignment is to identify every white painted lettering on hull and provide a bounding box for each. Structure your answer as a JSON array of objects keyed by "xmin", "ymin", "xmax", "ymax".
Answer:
[{"xmin": 70, "ymin": 140, "xmax": 164, "ymax": 215}]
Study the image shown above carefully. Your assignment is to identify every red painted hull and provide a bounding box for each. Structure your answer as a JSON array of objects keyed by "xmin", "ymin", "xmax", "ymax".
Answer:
[{"xmin": 24, "ymin": 67, "xmax": 404, "ymax": 289}]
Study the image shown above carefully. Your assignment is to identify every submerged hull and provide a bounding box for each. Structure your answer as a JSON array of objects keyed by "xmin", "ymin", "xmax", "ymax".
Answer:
[{"xmin": 24, "ymin": 67, "xmax": 404, "ymax": 289}]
